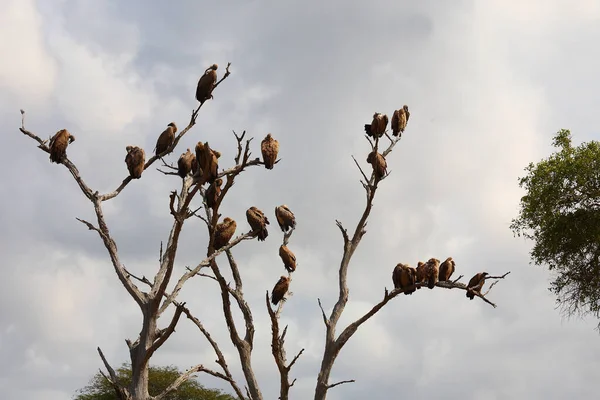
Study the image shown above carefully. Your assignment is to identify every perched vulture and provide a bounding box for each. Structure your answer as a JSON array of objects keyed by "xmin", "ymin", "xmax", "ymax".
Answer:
[
  {"xmin": 391, "ymin": 107, "xmax": 408, "ymax": 137},
  {"xmin": 155, "ymin": 122, "xmax": 177, "ymax": 156},
  {"xmin": 191, "ymin": 156, "xmax": 200, "ymax": 177},
  {"xmin": 279, "ymin": 245, "xmax": 296, "ymax": 273},
  {"xmin": 177, "ymin": 148, "xmax": 195, "ymax": 178},
  {"xmin": 49, "ymin": 129, "xmax": 75, "ymax": 163},
  {"xmin": 415, "ymin": 261, "xmax": 427, "ymax": 289},
  {"xmin": 439, "ymin": 257, "xmax": 456, "ymax": 282},
  {"xmin": 195, "ymin": 141, "xmax": 220, "ymax": 185},
  {"xmin": 424, "ymin": 258, "xmax": 440, "ymax": 289},
  {"xmin": 366, "ymin": 151, "xmax": 387, "ymax": 180},
  {"xmin": 213, "ymin": 217, "xmax": 237, "ymax": 250},
  {"xmin": 196, "ymin": 64, "xmax": 218, "ymax": 104},
  {"xmin": 466, "ymin": 272, "xmax": 489, "ymax": 300},
  {"xmin": 125, "ymin": 146, "xmax": 145, "ymax": 179},
  {"xmin": 246, "ymin": 206, "xmax": 269, "ymax": 241},
  {"xmin": 392, "ymin": 263, "xmax": 417, "ymax": 295},
  {"xmin": 261, "ymin": 133, "xmax": 279, "ymax": 169},
  {"xmin": 271, "ymin": 276, "xmax": 291, "ymax": 305},
  {"xmin": 275, "ymin": 205, "xmax": 296, "ymax": 232},
  {"xmin": 364, "ymin": 113, "xmax": 388, "ymax": 138},
  {"xmin": 205, "ymin": 178, "xmax": 222, "ymax": 210}
]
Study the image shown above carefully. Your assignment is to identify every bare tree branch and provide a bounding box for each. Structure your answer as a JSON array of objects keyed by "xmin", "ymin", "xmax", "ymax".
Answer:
[
  {"xmin": 97, "ymin": 347, "xmax": 129, "ymax": 399},
  {"xmin": 327, "ymin": 379, "xmax": 355, "ymax": 390},
  {"xmin": 152, "ymin": 363, "xmax": 235, "ymax": 400}
]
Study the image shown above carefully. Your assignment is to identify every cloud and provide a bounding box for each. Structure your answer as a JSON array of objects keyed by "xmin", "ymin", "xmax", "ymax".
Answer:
[{"xmin": 3, "ymin": 1, "xmax": 600, "ymax": 399}]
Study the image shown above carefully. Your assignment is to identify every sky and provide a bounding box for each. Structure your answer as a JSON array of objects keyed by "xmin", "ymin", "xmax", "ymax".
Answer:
[{"xmin": 2, "ymin": 0, "xmax": 600, "ymax": 399}]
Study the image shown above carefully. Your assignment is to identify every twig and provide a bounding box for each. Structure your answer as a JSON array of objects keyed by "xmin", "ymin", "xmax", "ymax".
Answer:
[
  {"xmin": 97, "ymin": 347, "xmax": 128, "ymax": 398},
  {"xmin": 327, "ymin": 379, "xmax": 355, "ymax": 389},
  {"xmin": 335, "ymin": 220, "xmax": 350, "ymax": 247},
  {"xmin": 317, "ymin": 298, "xmax": 329, "ymax": 327},
  {"xmin": 351, "ymin": 155, "xmax": 370, "ymax": 186}
]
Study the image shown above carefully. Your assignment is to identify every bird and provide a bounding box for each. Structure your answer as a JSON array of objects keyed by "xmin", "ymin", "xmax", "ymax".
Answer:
[
  {"xmin": 403, "ymin": 104, "xmax": 410, "ymax": 123},
  {"xmin": 48, "ymin": 129, "xmax": 75, "ymax": 163},
  {"xmin": 196, "ymin": 64, "xmax": 218, "ymax": 104},
  {"xmin": 391, "ymin": 107, "xmax": 408, "ymax": 137},
  {"xmin": 246, "ymin": 207, "xmax": 269, "ymax": 241},
  {"xmin": 466, "ymin": 272, "xmax": 489, "ymax": 300},
  {"xmin": 177, "ymin": 148, "xmax": 195, "ymax": 178},
  {"xmin": 279, "ymin": 245, "xmax": 296, "ymax": 273},
  {"xmin": 366, "ymin": 151, "xmax": 387, "ymax": 180},
  {"xmin": 261, "ymin": 133, "xmax": 279, "ymax": 169},
  {"xmin": 439, "ymin": 257, "xmax": 456, "ymax": 282},
  {"xmin": 392, "ymin": 263, "xmax": 417, "ymax": 295},
  {"xmin": 213, "ymin": 217, "xmax": 237, "ymax": 250},
  {"xmin": 125, "ymin": 146, "xmax": 146, "ymax": 179},
  {"xmin": 154, "ymin": 122, "xmax": 177, "ymax": 156},
  {"xmin": 195, "ymin": 142, "xmax": 220, "ymax": 185},
  {"xmin": 415, "ymin": 261, "xmax": 427, "ymax": 289},
  {"xmin": 424, "ymin": 258, "xmax": 440, "ymax": 289},
  {"xmin": 271, "ymin": 276, "xmax": 291, "ymax": 305},
  {"xmin": 205, "ymin": 178, "xmax": 222, "ymax": 210},
  {"xmin": 275, "ymin": 205, "xmax": 296, "ymax": 232},
  {"xmin": 364, "ymin": 113, "xmax": 388, "ymax": 138}
]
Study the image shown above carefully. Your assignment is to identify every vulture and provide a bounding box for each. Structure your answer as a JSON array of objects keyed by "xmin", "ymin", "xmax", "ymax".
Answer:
[
  {"xmin": 177, "ymin": 148, "xmax": 195, "ymax": 178},
  {"xmin": 155, "ymin": 122, "xmax": 177, "ymax": 156},
  {"xmin": 271, "ymin": 276, "xmax": 291, "ymax": 305},
  {"xmin": 125, "ymin": 146, "xmax": 145, "ymax": 179},
  {"xmin": 366, "ymin": 151, "xmax": 387, "ymax": 180},
  {"xmin": 196, "ymin": 64, "xmax": 218, "ymax": 104},
  {"xmin": 195, "ymin": 141, "xmax": 220, "ymax": 185},
  {"xmin": 205, "ymin": 178, "xmax": 222, "ymax": 210},
  {"xmin": 246, "ymin": 206, "xmax": 269, "ymax": 241},
  {"xmin": 275, "ymin": 205, "xmax": 296, "ymax": 232},
  {"xmin": 213, "ymin": 217, "xmax": 237, "ymax": 250},
  {"xmin": 392, "ymin": 263, "xmax": 417, "ymax": 295},
  {"xmin": 415, "ymin": 261, "xmax": 427, "ymax": 289},
  {"xmin": 279, "ymin": 245, "xmax": 297, "ymax": 273},
  {"xmin": 424, "ymin": 258, "xmax": 440, "ymax": 289},
  {"xmin": 48, "ymin": 129, "xmax": 75, "ymax": 163},
  {"xmin": 364, "ymin": 113, "xmax": 388, "ymax": 138},
  {"xmin": 261, "ymin": 133, "xmax": 279, "ymax": 169},
  {"xmin": 439, "ymin": 257, "xmax": 456, "ymax": 282},
  {"xmin": 466, "ymin": 272, "xmax": 489, "ymax": 300},
  {"xmin": 391, "ymin": 107, "xmax": 408, "ymax": 137}
]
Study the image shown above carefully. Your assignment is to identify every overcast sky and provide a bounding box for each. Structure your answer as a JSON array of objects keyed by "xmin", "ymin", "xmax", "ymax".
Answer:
[{"xmin": 2, "ymin": 0, "xmax": 600, "ymax": 399}]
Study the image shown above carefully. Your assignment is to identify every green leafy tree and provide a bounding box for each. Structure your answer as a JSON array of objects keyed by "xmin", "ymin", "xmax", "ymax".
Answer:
[
  {"xmin": 74, "ymin": 364, "xmax": 235, "ymax": 400},
  {"xmin": 511, "ymin": 129, "xmax": 600, "ymax": 328}
]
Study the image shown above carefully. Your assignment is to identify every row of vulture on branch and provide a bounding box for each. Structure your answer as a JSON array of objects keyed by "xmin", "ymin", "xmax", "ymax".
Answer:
[{"xmin": 393, "ymin": 257, "xmax": 489, "ymax": 299}]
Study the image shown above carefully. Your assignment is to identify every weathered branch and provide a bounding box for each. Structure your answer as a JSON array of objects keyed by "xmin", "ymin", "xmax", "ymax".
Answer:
[
  {"xmin": 179, "ymin": 305, "xmax": 246, "ymax": 399},
  {"xmin": 153, "ymin": 364, "xmax": 234, "ymax": 400},
  {"xmin": 97, "ymin": 347, "xmax": 129, "ymax": 399},
  {"xmin": 317, "ymin": 298, "xmax": 329, "ymax": 327},
  {"xmin": 327, "ymin": 379, "xmax": 355, "ymax": 390},
  {"xmin": 146, "ymin": 302, "xmax": 186, "ymax": 358}
]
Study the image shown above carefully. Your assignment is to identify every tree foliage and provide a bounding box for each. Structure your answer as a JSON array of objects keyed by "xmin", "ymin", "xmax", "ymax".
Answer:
[
  {"xmin": 74, "ymin": 364, "xmax": 235, "ymax": 400},
  {"xmin": 511, "ymin": 129, "xmax": 600, "ymax": 328}
]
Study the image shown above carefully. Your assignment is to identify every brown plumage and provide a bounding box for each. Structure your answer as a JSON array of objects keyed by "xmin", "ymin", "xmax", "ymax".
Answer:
[
  {"xmin": 391, "ymin": 108, "xmax": 408, "ymax": 137},
  {"xmin": 205, "ymin": 178, "xmax": 222, "ymax": 210},
  {"xmin": 466, "ymin": 272, "xmax": 489, "ymax": 300},
  {"xmin": 246, "ymin": 207, "xmax": 269, "ymax": 241},
  {"xmin": 125, "ymin": 146, "xmax": 145, "ymax": 179},
  {"xmin": 392, "ymin": 263, "xmax": 417, "ymax": 295},
  {"xmin": 415, "ymin": 261, "xmax": 427, "ymax": 290},
  {"xmin": 279, "ymin": 245, "xmax": 297, "ymax": 273},
  {"xmin": 403, "ymin": 104, "xmax": 410, "ymax": 122},
  {"xmin": 196, "ymin": 64, "xmax": 218, "ymax": 104},
  {"xmin": 261, "ymin": 133, "xmax": 279, "ymax": 169},
  {"xmin": 213, "ymin": 217, "xmax": 236, "ymax": 250},
  {"xmin": 48, "ymin": 129, "xmax": 75, "ymax": 163},
  {"xmin": 195, "ymin": 141, "xmax": 220, "ymax": 185},
  {"xmin": 155, "ymin": 122, "xmax": 177, "ymax": 156},
  {"xmin": 177, "ymin": 148, "xmax": 195, "ymax": 178},
  {"xmin": 366, "ymin": 151, "xmax": 387, "ymax": 180},
  {"xmin": 275, "ymin": 205, "xmax": 296, "ymax": 232},
  {"xmin": 439, "ymin": 257, "xmax": 456, "ymax": 282},
  {"xmin": 364, "ymin": 113, "xmax": 388, "ymax": 138},
  {"xmin": 271, "ymin": 276, "xmax": 291, "ymax": 305},
  {"xmin": 424, "ymin": 258, "xmax": 440, "ymax": 289}
]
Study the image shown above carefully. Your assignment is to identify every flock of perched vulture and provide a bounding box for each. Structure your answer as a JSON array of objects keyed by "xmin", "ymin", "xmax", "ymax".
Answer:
[
  {"xmin": 393, "ymin": 258, "xmax": 490, "ymax": 299},
  {"xmin": 45, "ymin": 64, "xmax": 490, "ymax": 305}
]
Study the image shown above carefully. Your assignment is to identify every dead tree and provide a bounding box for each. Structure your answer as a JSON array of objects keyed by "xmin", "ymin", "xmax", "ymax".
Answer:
[{"xmin": 16, "ymin": 65, "xmax": 509, "ymax": 400}]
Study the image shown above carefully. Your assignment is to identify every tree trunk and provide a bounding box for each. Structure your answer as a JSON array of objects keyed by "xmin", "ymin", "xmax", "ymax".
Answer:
[
  {"xmin": 129, "ymin": 305, "xmax": 158, "ymax": 400},
  {"xmin": 314, "ymin": 341, "xmax": 340, "ymax": 400},
  {"xmin": 238, "ymin": 342, "xmax": 263, "ymax": 400}
]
